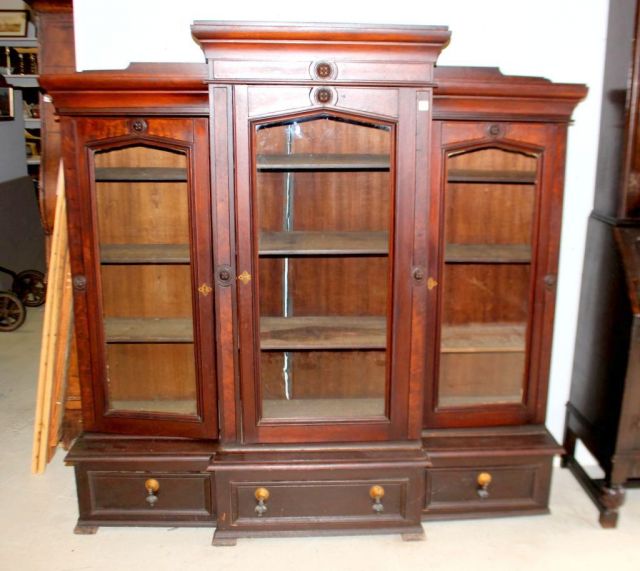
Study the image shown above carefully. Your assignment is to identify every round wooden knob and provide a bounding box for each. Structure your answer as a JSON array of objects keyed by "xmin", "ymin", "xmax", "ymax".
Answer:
[
  {"xmin": 254, "ymin": 487, "xmax": 270, "ymax": 502},
  {"xmin": 369, "ymin": 485, "xmax": 385, "ymax": 500},
  {"xmin": 477, "ymin": 472, "xmax": 492, "ymax": 488},
  {"xmin": 145, "ymin": 478, "xmax": 160, "ymax": 493}
]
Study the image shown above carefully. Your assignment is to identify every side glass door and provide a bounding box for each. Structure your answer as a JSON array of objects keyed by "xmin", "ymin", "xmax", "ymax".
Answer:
[
  {"xmin": 95, "ymin": 144, "xmax": 199, "ymax": 416},
  {"xmin": 76, "ymin": 117, "xmax": 217, "ymax": 438}
]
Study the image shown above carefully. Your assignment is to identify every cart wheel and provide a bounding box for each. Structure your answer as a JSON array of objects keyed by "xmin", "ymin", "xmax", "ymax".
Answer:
[
  {"xmin": 14, "ymin": 269, "xmax": 46, "ymax": 307},
  {"xmin": 0, "ymin": 291, "xmax": 26, "ymax": 331}
]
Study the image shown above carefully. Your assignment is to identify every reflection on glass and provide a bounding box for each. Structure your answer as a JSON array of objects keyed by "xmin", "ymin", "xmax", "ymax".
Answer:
[
  {"xmin": 438, "ymin": 147, "xmax": 538, "ymax": 407},
  {"xmin": 95, "ymin": 145, "xmax": 198, "ymax": 415},
  {"xmin": 254, "ymin": 115, "xmax": 393, "ymax": 420}
]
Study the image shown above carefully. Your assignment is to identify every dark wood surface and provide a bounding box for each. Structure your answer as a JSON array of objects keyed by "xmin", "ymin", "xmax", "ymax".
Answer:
[{"xmin": 562, "ymin": 1, "xmax": 640, "ymax": 527}]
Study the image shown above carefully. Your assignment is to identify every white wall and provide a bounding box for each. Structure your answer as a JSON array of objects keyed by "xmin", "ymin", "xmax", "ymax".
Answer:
[{"xmin": 72, "ymin": 0, "xmax": 609, "ymax": 458}]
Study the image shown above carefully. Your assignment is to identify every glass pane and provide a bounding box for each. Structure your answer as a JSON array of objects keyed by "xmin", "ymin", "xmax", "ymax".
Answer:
[
  {"xmin": 438, "ymin": 147, "xmax": 537, "ymax": 407},
  {"xmin": 254, "ymin": 115, "xmax": 392, "ymax": 420},
  {"xmin": 94, "ymin": 145, "xmax": 198, "ymax": 415}
]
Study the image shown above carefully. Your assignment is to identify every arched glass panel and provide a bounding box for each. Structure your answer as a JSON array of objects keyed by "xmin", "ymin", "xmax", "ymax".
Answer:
[
  {"xmin": 438, "ymin": 146, "xmax": 538, "ymax": 408},
  {"xmin": 254, "ymin": 114, "xmax": 393, "ymax": 420},
  {"xmin": 94, "ymin": 144, "xmax": 197, "ymax": 416}
]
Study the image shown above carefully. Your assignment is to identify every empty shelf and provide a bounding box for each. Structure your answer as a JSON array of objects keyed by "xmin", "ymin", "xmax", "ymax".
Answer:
[
  {"xmin": 257, "ymin": 153, "xmax": 390, "ymax": 171},
  {"xmin": 259, "ymin": 231, "xmax": 388, "ymax": 256},
  {"xmin": 260, "ymin": 316, "xmax": 386, "ymax": 350}
]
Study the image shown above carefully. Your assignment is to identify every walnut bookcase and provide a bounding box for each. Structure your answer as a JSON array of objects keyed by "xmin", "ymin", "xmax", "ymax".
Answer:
[{"xmin": 40, "ymin": 23, "xmax": 586, "ymax": 543}]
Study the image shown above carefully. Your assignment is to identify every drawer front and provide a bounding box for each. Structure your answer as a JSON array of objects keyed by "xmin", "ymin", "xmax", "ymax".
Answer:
[
  {"xmin": 215, "ymin": 466, "xmax": 424, "ymax": 533},
  {"xmin": 424, "ymin": 458, "xmax": 552, "ymax": 518},
  {"xmin": 79, "ymin": 469, "xmax": 214, "ymax": 524}
]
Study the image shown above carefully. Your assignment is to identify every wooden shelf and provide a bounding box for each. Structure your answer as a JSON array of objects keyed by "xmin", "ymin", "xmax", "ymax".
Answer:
[
  {"xmin": 101, "ymin": 244, "xmax": 190, "ymax": 264},
  {"xmin": 104, "ymin": 317, "xmax": 193, "ymax": 343},
  {"xmin": 26, "ymin": 156, "xmax": 41, "ymax": 166},
  {"xmin": 257, "ymin": 153, "xmax": 390, "ymax": 171},
  {"xmin": 262, "ymin": 397, "xmax": 385, "ymax": 419},
  {"xmin": 438, "ymin": 394, "xmax": 522, "ymax": 407},
  {"xmin": 260, "ymin": 316, "xmax": 386, "ymax": 350},
  {"xmin": 109, "ymin": 399, "xmax": 197, "ymax": 415},
  {"xmin": 441, "ymin": 322, "xmax": 526, "ymax": 353},
  {"xmin": 94, "ymin": 167, "xmax": 188, "ymax": 182},
  {"xmin": 259, "ymin": 231, "xmax": 388, "ymax": 256},
  {"xmin": 447, "ymin": 169, "xmax": 536, "ymax": 184},
  {"xmin": 445, "ymin": 244, "xmax": 531, "ymax": 263}
]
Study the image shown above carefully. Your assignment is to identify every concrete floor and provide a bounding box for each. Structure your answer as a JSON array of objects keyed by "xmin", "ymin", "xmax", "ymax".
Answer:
[{"xmin": 1, "ymin": 306, "xmax": 639, "ymax": 571}]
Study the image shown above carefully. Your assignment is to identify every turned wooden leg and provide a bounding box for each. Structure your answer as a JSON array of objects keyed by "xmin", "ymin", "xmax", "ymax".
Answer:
[{"xmin": 597, "ymin": 484, "xmax": 625, "ymax": 529}]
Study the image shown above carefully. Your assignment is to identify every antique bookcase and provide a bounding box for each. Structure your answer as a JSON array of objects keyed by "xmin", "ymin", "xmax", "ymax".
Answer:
[
  {"xmin": 563, "ymin": 0, "xmax": 640, "ymax": 527},
  {"xmin": 42, "ymin": 22, "xmax": 585, "ymax": 543}
]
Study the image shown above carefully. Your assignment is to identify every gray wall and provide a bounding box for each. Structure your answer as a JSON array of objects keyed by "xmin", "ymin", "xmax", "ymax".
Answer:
[{"xmin": 0, "ymin": 88, "xmax": 28, "ymax": 184}]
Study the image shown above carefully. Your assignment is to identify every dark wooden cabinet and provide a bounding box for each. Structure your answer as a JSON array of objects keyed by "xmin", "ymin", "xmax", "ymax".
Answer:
[
  {"xmin": 562, "ymin": 0, "xmax": 640, "ymax": 528},
  {"xmin": 42, "ymin": 23, "xmax": 586, "ymax": 543}
]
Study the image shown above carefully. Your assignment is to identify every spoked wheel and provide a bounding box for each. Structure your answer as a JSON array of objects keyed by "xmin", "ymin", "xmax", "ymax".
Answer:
[
  {"xmin": 14, "ymin": 270, "xmax": 46, "ymax": 307},
  {"xmin": 0, "ymin": 291, "xmax": 26, "ymax": 332}
]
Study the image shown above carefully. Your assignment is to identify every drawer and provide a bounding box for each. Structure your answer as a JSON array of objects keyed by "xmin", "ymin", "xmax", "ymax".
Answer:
[
  {"xmin": 77, "ymin": 469, "xmax": 214, "ymax": 526},
  {"xmin": 212, "ymin": 456, "xmax": 427, "ymax": 542},
  {"xmin": 232, "ymin": 477, "xmax": 407, "ymax": 522},
  {"xmin": 424, "ymin": 457, "xmax": 553, "ymax": 519}
]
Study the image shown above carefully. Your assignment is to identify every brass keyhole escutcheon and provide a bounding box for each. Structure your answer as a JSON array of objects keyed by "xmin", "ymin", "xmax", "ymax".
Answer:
[
  {"xmin": 237, "ymin": 271, "xmax": 252, "ymax": 285},
  {"xmin": 427, "ymin": 277, "xmax": 438, "ymax": 290},
  {"xmin": 198, "ymin": 282, "xmax": 213, "ymax": 296}
]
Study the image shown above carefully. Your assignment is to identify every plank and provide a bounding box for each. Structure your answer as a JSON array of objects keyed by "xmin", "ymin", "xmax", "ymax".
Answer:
[
  {"xmin": 256, "ymin": 153, "xmax": 390, "ymax": 171},
  {"xmin": 94, "ymin": 167, "xmax": 188, "ymax": 181},
  {"xmin": 104, "ymin": 317, "xmax": 194, "ymax": 343},
  {"xmin": 100, "ymin": 243, "xmax": 190, "ymax": 264},
  {"xmin": 445, "ymin": 243, "xmax": 531, "ymax": 263},
  {"xmin": 447, "ymin": 169, "xmax": 537, "ymax": 184},
  {"xmin": 259, "ymin": 231, "xmax": 388, "ymax": 256},
  {"xmin": 260, "ymin": 315, "xmax": 387, "ymax": 350},
  {"xmin": 32, "ymin": 161, "xmax": 73, "ymax": 474},
  {"xmin": 441, "ymin": 322, "xmax": 526, "ymax": 353}
]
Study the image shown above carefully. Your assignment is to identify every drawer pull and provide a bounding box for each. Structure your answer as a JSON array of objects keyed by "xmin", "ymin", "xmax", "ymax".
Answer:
[
  {"xmin": 254, "ymin": 487, "xmax": 270, "ymax": 517},
  {"xmin": 476, "ymin": 472, "xmax": 492, "ymax": 499},
  {"xmin": 369, "ymin": 485, "xmax": 385, "ymax": 514},
  {"xmin": 145, "ymin": 478, "xmax": 160, "ymax": 507}
]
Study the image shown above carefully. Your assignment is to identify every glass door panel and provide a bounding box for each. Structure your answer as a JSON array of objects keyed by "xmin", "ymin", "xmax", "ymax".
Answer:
[
  {"xmin": 94, "ymin": 145, "xmax": 198, "ymax": 415},
  {"xmin": 254, "ymin": 114, "xmax": 392, "ymax": 421},
  {"xmin": 438, "ymin": 147, "xmax": 537, "ymax": 407}
]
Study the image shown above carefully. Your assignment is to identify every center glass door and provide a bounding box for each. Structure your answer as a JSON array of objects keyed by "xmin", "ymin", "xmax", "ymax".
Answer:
[{"xmin": 241, "ymin": 110, "xmax": 400, "ymax": 442}]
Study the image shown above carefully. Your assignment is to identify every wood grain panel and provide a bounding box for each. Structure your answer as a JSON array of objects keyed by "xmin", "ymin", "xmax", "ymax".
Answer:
[
  {"xmin": 289, "ymin": 257, "xmax": 388, "ymax": 316},
  {"xmin": 260, "ymin": 351, "xmax": 386, "ymax": 401},
  {"xmin": 448, "ymin": 147, "xmax": 537, "ymax": 172},
  {"xmin": 95, "ymin": 146, "xmax": 189, "ymax": 245},
  {"xmin": 442, "ymin": 264, "xmax": 530, "ymax": 324},
  {"xmin": 101, "ymin": 265, "xmax": 193, "ymax": 318},
  {"xmin": 445, "ymin": 183, "xmax": 534, "ymax": 245},
  {"xmin": 106, "ymin": 343, "xmax": 197, "ymax": 409},
  {"xmin": 438, "ymin": 351, "xmax": 525, "ymax": 407}
]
